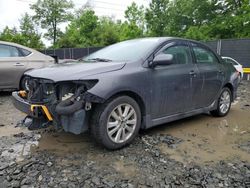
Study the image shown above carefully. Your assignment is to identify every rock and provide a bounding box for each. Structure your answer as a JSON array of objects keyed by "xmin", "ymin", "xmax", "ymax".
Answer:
[
  {"xmin": 68, "ymin": 182, "xmax": 76, "ymax": 188},
  {"xmin": 38, "ymin": 175, "xmax": 43, "ymax": 182},
  {"xmin": 8, "ymin": 149, "xmax": 14, "ymax": 153},
  {"xmin": 21, "ymin": 177, "xmax": 32, "ymax": 185},
  {"xmin": 21, "ymin": 185, "xmax": 31, "ymax": 188},
  {"xmin": 47, "ymin": 162, "xmax": 53, "ymax": 167},
  {"xmin": 0, "ymin": 163, "xmax": 8, "ymax": 171},
  {"xmin": 11, "ymin": 180, "xmax": 20, "ymax": 188},
  {"xmin": 13, "ymin": 168, "xmax": 22, "ymax": 175},
  {"xmin": 91, "ymin": 176, "xmax": 101, "ymax": 185},
  {"xmin": 0, "ymin": 171, "xmax": 4, "ymax": 176}
]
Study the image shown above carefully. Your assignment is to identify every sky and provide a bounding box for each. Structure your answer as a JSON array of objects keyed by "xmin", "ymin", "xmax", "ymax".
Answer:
[{"xmin": 0, "ymin": 0, "xmax": 149, "ymax": 46}]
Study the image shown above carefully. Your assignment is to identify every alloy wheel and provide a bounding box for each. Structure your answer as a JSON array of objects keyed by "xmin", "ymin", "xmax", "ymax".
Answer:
[
  {"xmin": 219, "ymin": 90, "xmax": 231, "ymax": 114},
  {"xmin": 107, "ymin": 103, "xmax": 137, "ymax": 144}
]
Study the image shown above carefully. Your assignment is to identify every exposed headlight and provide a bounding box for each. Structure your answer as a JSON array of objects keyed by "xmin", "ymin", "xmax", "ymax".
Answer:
[
  {"xmin": 43, "ymin": 84, "xmax": 55, "ymax": 95},
  {"xmin": 59, "ymin": 80, "xmax": 99, "ymax": 101}
]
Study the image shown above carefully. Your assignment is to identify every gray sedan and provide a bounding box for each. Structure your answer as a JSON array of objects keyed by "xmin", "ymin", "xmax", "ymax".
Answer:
[
  {"xmin": 12, "ymin": 37, "xmax": 239, "ymax": 149},
  {"xmin": 0, "ymin": 41, "xmax": 54, "ymax": 90}
]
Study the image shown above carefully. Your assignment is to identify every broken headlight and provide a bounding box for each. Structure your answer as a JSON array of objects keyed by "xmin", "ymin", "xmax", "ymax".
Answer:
[
  {"xmin": 58, "ymin": 80, "xmax": 98, "ymax": 101},
  {"xmin": 43, "ymin": 83, "xmax": 55, "ymax": 95}
]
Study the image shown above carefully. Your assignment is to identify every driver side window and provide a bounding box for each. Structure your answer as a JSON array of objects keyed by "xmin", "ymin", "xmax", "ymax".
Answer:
[{"xmin": 162, "ymin": 45, "xmax": 192, "ymax": 64}]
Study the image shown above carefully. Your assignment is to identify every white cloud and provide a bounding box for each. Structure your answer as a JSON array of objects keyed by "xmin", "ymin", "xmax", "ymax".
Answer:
[{"xmin": 0, "ymin": 0, "xmax": 149, "ymax": 46}]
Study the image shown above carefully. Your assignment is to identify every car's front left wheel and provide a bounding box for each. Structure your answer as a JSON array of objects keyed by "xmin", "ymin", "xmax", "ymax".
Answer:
[{"xmin": 91, "ymin": 96, "xmax": 141, "ymax": 150}]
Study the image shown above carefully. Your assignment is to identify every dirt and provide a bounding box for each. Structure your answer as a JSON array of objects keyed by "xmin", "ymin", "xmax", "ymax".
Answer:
[
  {"xmin": 0, "ymin": 92, "xmax": 27, "ymax": 137},
  {"xmin": 156, "ymin": 107, "xmax": 250, "ymax": 164},
  {"xmin": 0, "ymin": 81, "xmax": 250, "ymax": 187}
]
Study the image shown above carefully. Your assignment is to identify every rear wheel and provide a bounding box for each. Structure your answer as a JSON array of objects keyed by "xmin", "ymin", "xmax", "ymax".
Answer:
[
  {"xmin": 91, "ymin": 96, "xmax": 141, "ymax": 150},
  {"xmin": 210, "ymin": 87, "xmax": 232, "ymax": 117}
]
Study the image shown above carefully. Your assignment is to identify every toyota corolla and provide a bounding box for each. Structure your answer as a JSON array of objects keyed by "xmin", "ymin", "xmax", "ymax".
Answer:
[{"xmin": 12, "ymin": 37, "xmax": 239, "ymax": 149}]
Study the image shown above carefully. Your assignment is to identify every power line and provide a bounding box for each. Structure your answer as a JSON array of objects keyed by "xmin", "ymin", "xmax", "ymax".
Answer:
[
  {"xmin": 16, "ymin": 0, "xmax": 126, "ymax": 12},
  {"xmin": 93, "ymin": 0, "xmax": 129, "ymax": 7}
]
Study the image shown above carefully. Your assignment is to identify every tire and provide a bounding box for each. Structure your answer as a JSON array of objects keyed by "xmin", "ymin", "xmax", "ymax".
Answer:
[
  {"xmin": 20, "ymin": 76, "xmax": 29, "ymax": 91},
  {"xmin": 210, "ymin": 87, "xmax": 232, "ymax": 117},
  {"xmin": 90, "ymin": 96, "xmax": 141, "ymax": 150}
]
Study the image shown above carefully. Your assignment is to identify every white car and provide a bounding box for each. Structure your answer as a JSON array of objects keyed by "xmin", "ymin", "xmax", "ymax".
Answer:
[{"xmin": 222, "ymin": 56, "xmax": 243, "ymax": 80}]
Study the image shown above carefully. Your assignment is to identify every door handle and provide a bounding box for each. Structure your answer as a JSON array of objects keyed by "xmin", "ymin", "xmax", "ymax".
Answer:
[
  {"xmin": 14, "ymin": 62, "xmax": 24, "ymax": 66},
  {"xmin": 189, "ymin": 70, "xmax": 197, "ymax": 77}
]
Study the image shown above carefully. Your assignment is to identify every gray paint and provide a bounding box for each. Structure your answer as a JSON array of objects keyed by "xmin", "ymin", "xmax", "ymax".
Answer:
[{"xmin": 24, "ymin": 37, "xmax": 239, "ymax": 130}]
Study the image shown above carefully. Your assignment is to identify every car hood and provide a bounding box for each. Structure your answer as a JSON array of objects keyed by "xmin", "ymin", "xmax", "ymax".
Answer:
[{"xmin": 26, "ymin": 62, "xmax": 126, "ymax": 82}]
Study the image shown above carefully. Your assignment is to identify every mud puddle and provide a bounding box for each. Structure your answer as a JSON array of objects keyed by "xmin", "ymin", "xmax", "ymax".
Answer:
[
  {"xmin": 32, "ymin": 132, "xmax": 92, "ymax": 154},
  {"xmin": 151, "ymin": 104, "xmax": 250, "ymax": 164}
]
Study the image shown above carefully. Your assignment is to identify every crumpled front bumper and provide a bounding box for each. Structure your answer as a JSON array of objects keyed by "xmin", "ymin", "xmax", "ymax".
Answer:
[
  {"xmin": 12, "ymin": 91, "xmax": 53, "ymax": 121},
  {"xmin": 12, "ymin": 91, "xmax": 89, "ymax": 134}
]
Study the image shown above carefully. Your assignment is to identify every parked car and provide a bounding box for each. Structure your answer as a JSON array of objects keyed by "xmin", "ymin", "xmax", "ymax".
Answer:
[
  {"xmin": 12, "ymin": 37, "xmax": 239, "ymax": 149},
  {"xmin": 0, "ymin": 41, "xmax": 54, "ymax": 91},
  {"xmin": 222, "ymin": 56, "xmax": 243, "ymax": 80}
]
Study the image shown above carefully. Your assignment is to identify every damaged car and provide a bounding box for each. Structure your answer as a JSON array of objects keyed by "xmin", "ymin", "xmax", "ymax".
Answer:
[{"xmin": 12, "ymin": 37, "xmax": 239, "ymax": 149}]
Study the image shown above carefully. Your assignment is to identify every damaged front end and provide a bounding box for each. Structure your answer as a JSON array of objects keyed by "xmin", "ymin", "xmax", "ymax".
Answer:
[{"xmin": 12, "ymin": 77, "xmax": 104, "ymax": 134}]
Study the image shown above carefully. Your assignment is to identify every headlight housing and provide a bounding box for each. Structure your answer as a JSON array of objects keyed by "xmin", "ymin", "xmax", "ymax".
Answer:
[
  {"xmin": 43, "ymin": 83, "xmax": 55, "ymax": 95},
  {"xmin": 58, "ymin": 80, "xmax": 99, "ymax": 101}
]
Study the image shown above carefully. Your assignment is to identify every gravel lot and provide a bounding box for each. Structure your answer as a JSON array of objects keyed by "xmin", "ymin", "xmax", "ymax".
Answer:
[{"xmin": 0, "ymin": 82, "xmax": 250, "ymax": 188}]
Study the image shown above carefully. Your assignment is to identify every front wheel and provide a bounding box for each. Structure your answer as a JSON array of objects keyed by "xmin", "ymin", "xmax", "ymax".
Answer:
[
  {"xmin": 210, "ymin": 87, "xmax": 232, "ymax": 117},
  {"xmin": 91, "ymin": 96, "xmax": 141, "ymax": 150}
]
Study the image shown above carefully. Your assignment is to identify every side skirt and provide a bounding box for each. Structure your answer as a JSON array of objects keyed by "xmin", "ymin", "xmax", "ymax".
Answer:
[{"xmin": 145, "ymin": 101, "xmax": 216, "ymax": 129}]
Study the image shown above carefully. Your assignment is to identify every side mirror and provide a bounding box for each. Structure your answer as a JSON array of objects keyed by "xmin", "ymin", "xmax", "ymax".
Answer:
[{"xmin": 151, "ymin": 54, "xmax": 174, "ymax": 67}]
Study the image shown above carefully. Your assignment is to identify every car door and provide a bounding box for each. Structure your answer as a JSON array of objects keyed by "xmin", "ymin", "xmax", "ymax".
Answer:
[
  {"xmin": 0, "ymin": 44, "xmax": 26, "ymax": 88},
  {"xmin": 191, "ymin": 43, "xmax": 224, "ymax": 108},
  {"xmin": 150, "ymin": 41, "xmax": 198, "ymax": 119}
]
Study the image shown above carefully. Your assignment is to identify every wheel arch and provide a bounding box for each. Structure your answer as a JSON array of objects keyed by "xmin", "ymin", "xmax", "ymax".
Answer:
[
  {"xmin": 223, "ymin": 83, "xmax": 234, "ymax": 100},
  {"xmin": 105, "ymin": 90, "xmax": 146, "ymax": 118},
  {"xmin": 19, "ymin": 69, "xmax": 33, "ymax": 89}
]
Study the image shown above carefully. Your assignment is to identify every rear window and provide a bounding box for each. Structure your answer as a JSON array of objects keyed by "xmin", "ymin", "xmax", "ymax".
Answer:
[
  {"xmin": 193, "ymin": 47, "xmax": 219, "ymax": 64},
  {"xmin": 20, "ymin": 48, "xmax": 32, "ymax": 56}
]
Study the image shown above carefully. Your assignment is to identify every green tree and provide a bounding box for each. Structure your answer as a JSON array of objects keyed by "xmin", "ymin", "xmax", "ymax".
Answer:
[
  {"xmin": 120, "ymin": 2, "xmax": 145, "ymax": 40},
  {"xmin": 95, "ymin": 17, "xmax": 120, "ymax": 46},
  {"xmin": 0, "ymin": 14, "xmax": 44, "ymax": 49},
  {"xmin": 31, "ymin": 0, "xmax": 74, "ymax": 47},
  {"xmin": 145, "ymin": 0, "xmax": 170, "ymax": 36},
  {"xmin": 58, "ymin": 9, "xmax": 122, "ymax": 48},
  {"xmin": 57, "ymin": 9, "xmax": 99, "ymax": 48},
  {"xmin": 0, "ymin": 27, "xmax": 22, "ymax": 43},
  {"xmin": 19, "ymin": 13, "xmax": 44, "ymax": 49}
]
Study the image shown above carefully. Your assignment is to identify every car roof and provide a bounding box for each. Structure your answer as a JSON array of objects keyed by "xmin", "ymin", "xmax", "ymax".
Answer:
[
  {"xmin": 126, "ymin": 37, "xmax": 211, "ymax": 48},
  {"xmin": 0, "ymin": 40, "xmax": 37, "ymax": 53}
]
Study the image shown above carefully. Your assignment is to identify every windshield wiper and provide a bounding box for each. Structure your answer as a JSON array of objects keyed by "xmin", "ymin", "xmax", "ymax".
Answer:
[{"xmin": 87, "ymin": 58, "xmax": 112, "ymax": 62}]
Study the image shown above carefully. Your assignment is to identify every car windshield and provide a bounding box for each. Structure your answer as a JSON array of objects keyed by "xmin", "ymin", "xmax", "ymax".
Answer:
[{"xmin": 82, "ymin": 38, "xmax": 161, "ymax": 62}]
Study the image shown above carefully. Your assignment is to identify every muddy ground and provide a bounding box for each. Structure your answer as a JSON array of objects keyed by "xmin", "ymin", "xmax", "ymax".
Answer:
[{"xmin": 0, "ymin": 82, "xmax": 250, "ymax": 188}]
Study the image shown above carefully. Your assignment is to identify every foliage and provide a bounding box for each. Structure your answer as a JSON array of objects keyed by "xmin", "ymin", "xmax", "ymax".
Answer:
[
  {"xmin": 145, "ymin": 0, "xmax": 170, "ymax": 36},
  {"xmin": 0, "ymin": 13, "xmax": 44, "ymax": 49},
  {"xmin": 1, "ymin": 0, "xmax": 249, "ymax": 49},
  {"xmin": 30, "ymin": 0, "xmax": 74, "ymax": 46}
]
